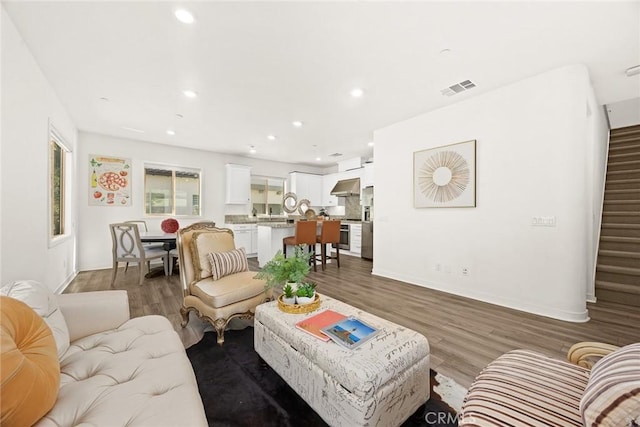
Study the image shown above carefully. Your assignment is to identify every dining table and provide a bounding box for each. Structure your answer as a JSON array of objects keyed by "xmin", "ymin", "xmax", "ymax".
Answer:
[
  {"xmin": 139, "ymin": 231, "xmax": 177, "ymax": 249},
  {"xmin": 139, "ymin": 231, "xmax": 177, "ymax": 277}
]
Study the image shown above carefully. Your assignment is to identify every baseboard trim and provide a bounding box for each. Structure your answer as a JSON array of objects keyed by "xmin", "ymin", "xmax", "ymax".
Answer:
[
  {"xmin": 54, "ymin": 270, "xmax": 78, "ymax": 294},
  {"xmin": 372, "ymin": 268, "xmax": 590, "ymax": 323}
]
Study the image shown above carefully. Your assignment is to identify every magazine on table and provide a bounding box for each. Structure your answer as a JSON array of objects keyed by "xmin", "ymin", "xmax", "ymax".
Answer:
[
  {"xmin": 295, "ymin": 310, "xmax": 347, "ymax": 341},
  {"xmin": 321, "ymin": 316, "xmax": 379, "ymax": 349}
]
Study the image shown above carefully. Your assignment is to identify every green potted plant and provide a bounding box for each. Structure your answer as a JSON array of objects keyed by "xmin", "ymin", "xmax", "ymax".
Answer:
[
  {"xmin": 282, "ymin": 283, "xmax": 296, "ymax": 304},
  {"xmin": 295, "ymin": 282, "xmax": 317, "ymax": 305},
  {"xmin": 254, "ymin": 245, "xmax": 312, "ymax": 297}
]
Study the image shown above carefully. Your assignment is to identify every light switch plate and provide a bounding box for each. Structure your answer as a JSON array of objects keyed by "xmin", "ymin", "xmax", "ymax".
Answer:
[{"xmin": 531, "ymin": 216, "xmax": 556, "ymax": 227}]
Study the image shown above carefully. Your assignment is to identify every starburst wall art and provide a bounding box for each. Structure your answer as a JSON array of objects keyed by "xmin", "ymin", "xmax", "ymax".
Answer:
[{"xmin": 413, "ymin": 140, "xmax": 476, "ymax": 208}]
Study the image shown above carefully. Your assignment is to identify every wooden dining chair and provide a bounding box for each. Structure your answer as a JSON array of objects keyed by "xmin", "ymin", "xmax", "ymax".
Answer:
[
  {"xmin": 109, "ymin": 223, "xmax": 169, "ymax": 286},
  {"xmin": 316, "ymin": 220, "xmax": 341, "ymax": 270},
  {"xmin": 283, "ymin": 220, "xmax": 317, "ymax": 272},
  {"xmin": 124, "ymin": 220, "xmax": 164, "ymax": 272}
]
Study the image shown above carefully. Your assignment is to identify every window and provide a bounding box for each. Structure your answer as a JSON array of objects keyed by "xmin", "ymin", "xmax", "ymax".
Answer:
[
  {"xmin": 49, "ymin": 128, "xmax": 70, "ymax": 240},
  {"xmin": 251, "ymin": 176, "xmax": 284, "ymax": 216},
  {"xmin": 144, "ymin": 164, "xmax": 201, "ymax": 216}
]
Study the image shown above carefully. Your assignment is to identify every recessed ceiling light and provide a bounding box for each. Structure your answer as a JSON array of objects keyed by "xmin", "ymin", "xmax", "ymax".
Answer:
[
  {"xmin": 439, "ymin": 48, "xmax": 451, "ymax": 55},
  {"xmin": 315, "ymin": 157, "xmax": 321, "ymax": 161},
  {"xmin": 175, "ymin": 9, "xmax": 195, "ymax": 24},
  {"xmin": 249, "ymin": 146, "xmax": 257, "ymax": 154},
  {"xmin": 350, "ymin": 88, "xmax": 364, "ymax": 98},
  {"xmin": 183, "ymin": 90, "xmax": 197, "ymax": 98},
  {"xmin": 292, "ymin": 121, "xmax": 303, "ymax": 127},
  {"xmin": 122, "ymin": 126, "xmax": 144, "ymax": 133},
  {"xmin": 166, "ymin": 130, "xmax": 176, "ymax": 136},
  {"xmin": 176, "ymin": 113, "xmax": 184, "ymax": 119},
  {"xmin": 267, "ymin": 135, "xmax": 277, "ymax": 141},
  {"xmin": 100, "ymin": 97, "xmax": 109, "ymax": 101},
  {"xmin": 368, "ymin": 141, "xmax": 375, "ymax": 147}
]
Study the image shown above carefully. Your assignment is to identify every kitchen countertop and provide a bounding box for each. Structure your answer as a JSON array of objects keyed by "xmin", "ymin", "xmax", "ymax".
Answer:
[
  {"xmin": 225, "ymin": 217, "xmax": 363, "ymax": 225},
  {"xmin": 256, "ymin": 223, "xmax": 294, "ymax": 228},
  {"xmin": 225, "ymin": 219, "xmax": 287, "ymax": 224}
]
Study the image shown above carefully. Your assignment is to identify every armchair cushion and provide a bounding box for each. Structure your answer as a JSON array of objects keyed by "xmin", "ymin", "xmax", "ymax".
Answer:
[
  {"xmin": 1, "ymin": 297, "xmax": 60, "ymax": 427},
  {"xmin": 207, "ymin": 247, "xmax": 249, "ymax": 280},
  {"xmin": 1, "ymin": 280, "xmax": 70, "ymax": 358},
  {"xmin": 191, "ymin": 271, "xmax": 266, "ymax": 308},
  {"xmin": 581, "ymin": 343, "xmax": 640, "ymax": 427},
  {"xmin": 191, "ymin": 231, "xmax": 236, "ymax": 281}
]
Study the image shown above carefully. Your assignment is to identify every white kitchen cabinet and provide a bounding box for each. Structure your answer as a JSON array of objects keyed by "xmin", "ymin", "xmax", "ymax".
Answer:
[
  {"xmin": 321, "ymin": 173, "xmax": 339, "ymax": 207},
  {"xmin": 225, "ymin": 164, "xmax": 251, "ymax": 204},
  {"xmin": 251, "ymin": 226, "xmax": 258, "ymax": 255},
  {"xmin": 226, "ymin": 223, "xmax": 257, "ymax": 256},
  {"xmin": 288, "ymin": 172, "xmax": 322, "ymax": 207},
  {"xmin": 362, "ymin": 162, "xmax": 374, "ymax": 189},
  {"xmin": 349, "ymin": 223, "xmax": 362, "ymax": 255}
]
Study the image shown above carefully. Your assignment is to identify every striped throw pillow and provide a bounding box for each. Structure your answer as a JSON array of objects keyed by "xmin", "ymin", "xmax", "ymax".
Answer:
[
  {"xmin": 207, "ymin": 248, "xmax": 249, "ymax": 281},
  {"xmin": 580, "ymin": 342, "xmax": 640, "ymax": 427}
]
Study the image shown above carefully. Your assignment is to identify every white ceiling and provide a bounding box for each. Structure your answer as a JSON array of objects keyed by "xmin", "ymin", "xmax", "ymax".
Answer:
[{"xmin": 4, "ymin": 1, "xmax": 639, "ymax": 166}]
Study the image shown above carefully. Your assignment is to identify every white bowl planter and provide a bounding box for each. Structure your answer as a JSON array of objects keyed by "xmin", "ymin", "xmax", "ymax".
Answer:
[
  {"xmin": 295, "ymin": 291, "xmax": 316, "ymax": 305},
  {"xmin": 282, "ymin": 296, "xmax": 296, "ymax": 305}
]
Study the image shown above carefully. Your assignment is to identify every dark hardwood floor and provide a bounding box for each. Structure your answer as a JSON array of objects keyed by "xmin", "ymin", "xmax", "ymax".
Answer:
[{"xmin": 66, "ymin": 254, "xmax": 640, "ymax": 388}]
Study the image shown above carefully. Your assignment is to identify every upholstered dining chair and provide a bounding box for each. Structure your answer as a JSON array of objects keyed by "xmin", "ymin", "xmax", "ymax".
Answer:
[
  {"xmin": 109, "ymin": 223, "xmax": 169, "ymax": 286},
  {"xmin": 316, "ymin": 220, "xmax": 341, "ymax": 271},
  {"xmin": 283, "ymin": 220, "xmax": 317, "ymax": 272},
  {"xmin": 177, "ymin": 222, "xmax": 272, "ymax": 344},
  {"xmin": 124, "ymin": 220, "xmax": 164, "ymax": 272},
  {"xmin": 168, "ymin": 248, "xmax": 179, "ymax": 276}
]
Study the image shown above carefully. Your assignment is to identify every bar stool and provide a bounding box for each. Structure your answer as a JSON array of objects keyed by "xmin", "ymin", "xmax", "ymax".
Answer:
[
  {"xmin": 316, "ymin": 220, "xmax": 340, "ymax": 271},
  {"xmin": 283, "ymin": 220, "xmax": 317, "ymax": 272}
]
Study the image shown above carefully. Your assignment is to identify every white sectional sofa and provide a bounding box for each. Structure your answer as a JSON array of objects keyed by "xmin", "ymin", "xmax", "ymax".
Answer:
[{"xmin": 1, "ymin": 282, "xmax": 207, "ymax": 427}]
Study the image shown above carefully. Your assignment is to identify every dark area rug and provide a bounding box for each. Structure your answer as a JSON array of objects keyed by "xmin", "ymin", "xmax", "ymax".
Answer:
[{"xmin": 187, "ymin": 327, "xmax": 458, "ymax": 427}]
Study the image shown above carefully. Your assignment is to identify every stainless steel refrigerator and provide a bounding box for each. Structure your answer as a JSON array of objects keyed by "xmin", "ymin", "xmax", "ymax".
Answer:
[{"xmin": 361, "ymin": 221, "xmax": 373, "ymax": 260}]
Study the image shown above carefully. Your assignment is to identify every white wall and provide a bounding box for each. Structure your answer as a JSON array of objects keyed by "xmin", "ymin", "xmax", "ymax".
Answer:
[
  {"xmin": 77, "ymin": 132, "xmax": 323, "ymax": 271},
  {"xmin": 586, "ymin": 89, "xmax": 610, "ymax": 302},
  {"xmin": 373, "ymin": 65, "xmax": 607, "ymax": 322},
  {"xmin": 606, "ymin": 97, "xmax": 640, "ymax": 129},
  {"xmin": 1, "ymin": 7, "xmax": 78, "ymax": 292}
]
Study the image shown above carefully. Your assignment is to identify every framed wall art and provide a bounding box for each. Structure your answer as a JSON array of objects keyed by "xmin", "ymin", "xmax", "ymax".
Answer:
[
  {"xmin": 413, "ymin": 140, "xmax": 476, "ymax": 208},
  {"xmin": 89, "ymin": 155, "xmax": 131, "ymax": 206}
]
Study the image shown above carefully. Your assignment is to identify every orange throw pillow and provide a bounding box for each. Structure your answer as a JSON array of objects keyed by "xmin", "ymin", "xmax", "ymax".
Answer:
[{"xmin": 1, "ymin": 296, "xmax": 60, "ymax": 426}]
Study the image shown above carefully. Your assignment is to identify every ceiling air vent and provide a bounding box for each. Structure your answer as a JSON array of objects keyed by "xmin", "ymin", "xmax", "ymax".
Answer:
[
  {"xmin": 441, "ymin": 80, "xmax": 476, "ymax": 97},
  {"xmin": 329, "ymin": 153, "xmax": 343, "ymax": 157}
]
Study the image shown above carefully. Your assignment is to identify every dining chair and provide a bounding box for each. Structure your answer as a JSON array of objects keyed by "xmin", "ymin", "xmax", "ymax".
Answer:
[
  {"xmin": 168, "ymin": 248, "xmax": 179, "ymax": 276},
  {"xmin": 124, "ymin": 220, "xmax": 164, "ymax": 272},
  {"xmin": 316, "ymin": 220, "xmax": 341, "ymax": 270},
  {"xmin": 109, "ymin": 223, "xmax": 169, "ymax": 286},
  {"xmin": 283, "ymin": 220, "xmax": 317, "ymax": 272}
]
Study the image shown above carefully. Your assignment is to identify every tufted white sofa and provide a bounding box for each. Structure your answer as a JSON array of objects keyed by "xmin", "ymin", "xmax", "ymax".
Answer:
[{"xmin": 2, "ymin": 285, "xmax": 207, "ymax": 427}]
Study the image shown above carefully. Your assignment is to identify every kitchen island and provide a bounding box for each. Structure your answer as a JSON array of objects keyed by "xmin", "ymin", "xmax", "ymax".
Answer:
[{"xmin": 257, "ymin": 223, "xmax": 295, "ymax": 267}]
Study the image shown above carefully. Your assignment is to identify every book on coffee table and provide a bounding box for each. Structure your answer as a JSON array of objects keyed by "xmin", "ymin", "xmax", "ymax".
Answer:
[
  {"xmin": 295, "ymin": 309, "xmax": 347, "ymax": 341},
  {"xmin": 321, "ymin": 317, "xmax": 379, "ymax": 349}
]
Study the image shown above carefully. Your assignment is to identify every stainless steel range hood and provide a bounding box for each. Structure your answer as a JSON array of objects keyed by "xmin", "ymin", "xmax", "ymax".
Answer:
[{"xmin": 330, "ymin": 178, "xmax": 360, "ymax": 196}]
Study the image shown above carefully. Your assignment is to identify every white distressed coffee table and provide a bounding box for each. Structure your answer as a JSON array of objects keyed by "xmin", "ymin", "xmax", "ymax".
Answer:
[{"xmin": 254, "ymin": 295, "xmax": 430, "ymax": 427}]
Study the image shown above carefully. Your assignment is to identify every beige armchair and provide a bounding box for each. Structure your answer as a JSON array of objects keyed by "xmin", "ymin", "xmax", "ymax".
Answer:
[{"xmin": 177, "ymin": 222, "xmax": 272, "ymax": 344}]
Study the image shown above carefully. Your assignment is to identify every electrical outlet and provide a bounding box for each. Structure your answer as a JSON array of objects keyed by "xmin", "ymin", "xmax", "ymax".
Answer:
[
  {"xmin": 435, "ymin": 263, "xmax": 442, "ymax": 272},
  {"xmin": 461, "ymin": 267, "xmax": 469, "ymax": 276}
]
